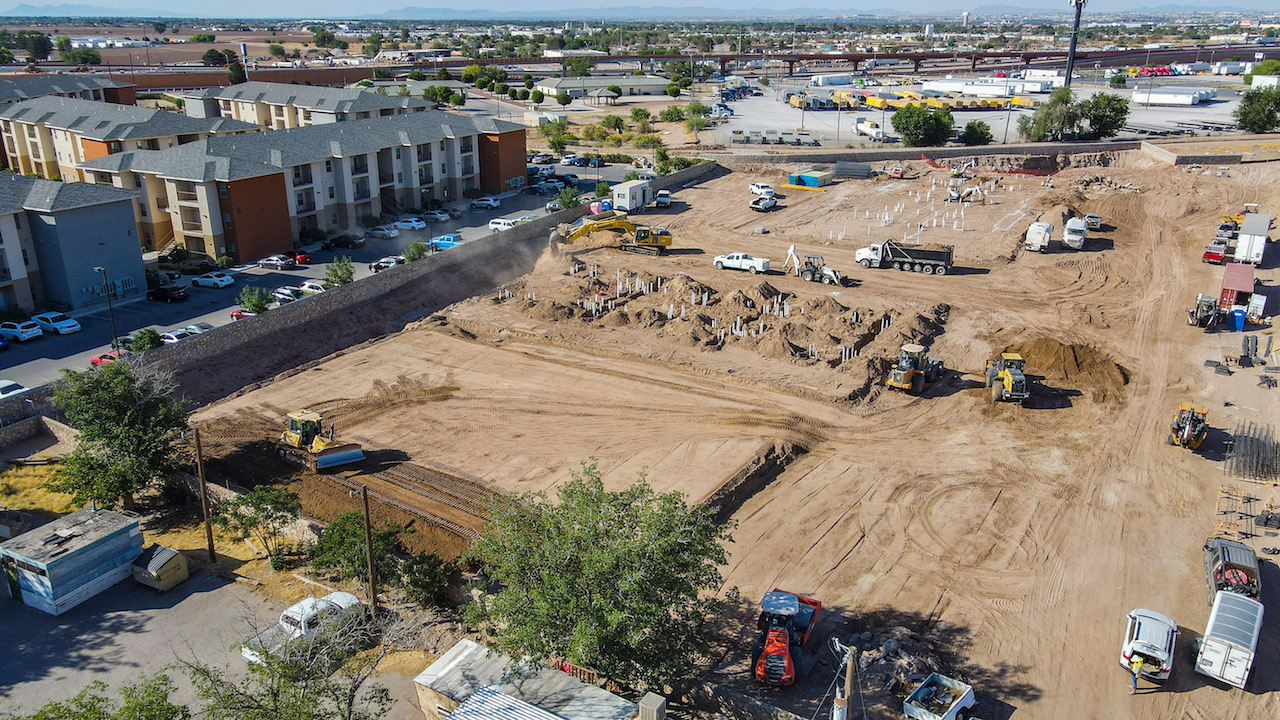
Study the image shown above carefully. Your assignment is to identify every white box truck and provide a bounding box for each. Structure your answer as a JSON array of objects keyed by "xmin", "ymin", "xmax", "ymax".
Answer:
[
  {"xmin": 1062, "ymin": 217, "xmax": 1088, "ymax": 250},
  {"xmin": 612, "ymin": 179, "xmax": 654, "ymax": 212},
  {"xmin": 1195, "ymin": 591, "xmax": 1264, "ymax": 689},
  {"xmin": 1233, "ymin": 213, "xmax": 1270, "ymax": 265},
  {"xmin": 1025, "ymin": 222, "xmax": 1053, "ymax": 253}
]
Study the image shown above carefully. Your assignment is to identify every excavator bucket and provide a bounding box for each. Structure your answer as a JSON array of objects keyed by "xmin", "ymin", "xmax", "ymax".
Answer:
[{"xmin": 313, "ymin": 443, "xmax": 365, "ymax": 470}]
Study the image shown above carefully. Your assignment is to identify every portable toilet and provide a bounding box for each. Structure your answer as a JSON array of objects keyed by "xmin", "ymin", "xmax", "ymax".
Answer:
[{"xmin": 1230, "ymin": 309, "xmax": 1246, "ymax": 332}]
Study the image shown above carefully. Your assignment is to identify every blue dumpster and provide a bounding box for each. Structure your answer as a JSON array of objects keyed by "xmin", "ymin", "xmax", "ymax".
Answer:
[{"xmin": 1230, "ymin": 309, "xmax": 1246, "ymax": 332}]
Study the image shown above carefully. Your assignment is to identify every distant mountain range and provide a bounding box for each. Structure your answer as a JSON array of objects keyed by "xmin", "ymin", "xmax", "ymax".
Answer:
[{"xmin": 0, "ymin": 3, "xmax": 192, "ymax": 15}]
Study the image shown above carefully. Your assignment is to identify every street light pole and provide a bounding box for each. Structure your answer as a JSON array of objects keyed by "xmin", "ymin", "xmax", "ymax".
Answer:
[
  {"xmin": 1063, "ymin": 0, "xmax": 1088, "ymax": 89},
  {"xmin": 94, "ymin": 266, "xmax": 119, "ymax": 351}
]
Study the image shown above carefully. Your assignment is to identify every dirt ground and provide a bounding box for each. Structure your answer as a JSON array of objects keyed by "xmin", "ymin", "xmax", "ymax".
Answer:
[{"xmin": 193, "ymin": 151, "xmax": 1280, "ymax": 719}]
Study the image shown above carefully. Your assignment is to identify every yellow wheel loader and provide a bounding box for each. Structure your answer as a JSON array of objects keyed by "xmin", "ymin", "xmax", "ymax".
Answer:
[
  {"xmin": 279, "ymin": 411, "xmax": 365, "ymax": 470},
  {"xmin": 1167, "ymin": 403, "xmax": 1208, "ymax": 451},
  {"xmin": 886, "ymin": 343, "xmax": 944, "ymax": 395},
  {"xmin": 986, "ymin": 352, "xmax": 1031, "ymax": 404}
]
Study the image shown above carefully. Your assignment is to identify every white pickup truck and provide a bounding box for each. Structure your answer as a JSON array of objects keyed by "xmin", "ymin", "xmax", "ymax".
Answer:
[
  {"xmin": 240, "ymin": 592, "xmax": 363, "ymax": 664},
  {"xmin": 714, "ymin": 253, "xmax": 770, "ymax": 275}
]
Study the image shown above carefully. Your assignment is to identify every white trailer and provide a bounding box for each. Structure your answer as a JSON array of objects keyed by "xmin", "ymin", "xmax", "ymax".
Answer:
[
  {"xmin": 611, "ymin": 180, "xmax": 654, "ymax": 212},
  {"xmin": 1025, "ymin": 222, "xmax": 1052, "ymax": 253},
  {"xmin": 855, "ymin": 119, "xmax": 884, "ymax": 140},
  {"xmin": 810, "ymin": 73, "xmax": 852, "ymax": 86},
  {"xmin": 1195, "ymin": 591, "xmax": 1263, "ymax": 689},
  {"xmin": 1233, "ymin": 213, "xmax": 1270, "ymax": 265},
  {"xmin": 1062, "ymin": 217, "xmax": 1088, "ymax": 251}
]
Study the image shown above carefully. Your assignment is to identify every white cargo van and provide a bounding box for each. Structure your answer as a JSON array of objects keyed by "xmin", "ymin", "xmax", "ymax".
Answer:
[{"xmin": 1195, "ymin": 591, "xmax": 1264, "ymax": 689}]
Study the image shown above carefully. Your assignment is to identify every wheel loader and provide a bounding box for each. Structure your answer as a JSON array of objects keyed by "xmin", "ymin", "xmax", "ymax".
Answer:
[
  {"xmin": 886, "ymin": 343, "xmax": 944, "ymax": 395},
  {"xmin": 986, "ymin": 352, "xmax": 1031, "ymax": 404},
  {"xmin": 1187, "ymin": 293, "xmax": 1220, "ymax": 329},
  {"xmin": 279, "ymin": 411, "xmax": 365, "ymax": 470},
  {"xmin": 1167, "ymin": 403, "xmax": 1208, "ymax": 450}
]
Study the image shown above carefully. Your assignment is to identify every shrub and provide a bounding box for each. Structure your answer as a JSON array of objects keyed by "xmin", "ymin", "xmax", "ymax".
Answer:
[
  {"xmin": 594, "ymin": 181, "xmax": 610, "ymax": 196},
  {"xmin": 238, "ymin": 286, "xmax": 271, "ymax": 314},
  {"xmin": 216, "ymin": 255, "xmax": 234, "ymax": 269},
  {"xmin": 130, "ymin": 328, "xmax": 163, "ymax": 351},
  {"xmin": 659, "ymin": 106, "xmax": 685, "ymax": 122},
  {"xmin": 401, "ymin": 552, "xmax": 456, "ymax": 609},
  {"xmin": 403, "ymin": 240, "xmax": 431, "ymax": 261},
  {"xmin": 958, "ymin": 120, "xmax": 994, "ymax": 146},
  {"xmin": 462, "ymin": 187, "xmax": 485, "ymax": 199}
]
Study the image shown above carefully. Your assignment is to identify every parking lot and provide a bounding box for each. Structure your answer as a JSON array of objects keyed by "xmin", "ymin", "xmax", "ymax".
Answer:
[{"xmin": 0, "ymin": 164, "xmax": 634, "ymax": 390}]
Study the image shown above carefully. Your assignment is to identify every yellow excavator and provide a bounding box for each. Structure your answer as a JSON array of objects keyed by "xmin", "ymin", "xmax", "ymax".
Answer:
[
  {"xmin": 1167, "ymin": 403, "xmax": 1208, "ymax": 450},
  {"xmin": 549, "ymin": 210, "xmax": 674, "ymax": 255},
  {"xmin": 279, "ymin": 411, "xmax": 365, "ymax": 470},
  {"xmin": 985, "ymin": 352, "xmax": 1031, "ymax": 404},
  {"xmin": 886, "ymin": 343, "xmax": 945, "ymax": 395}
]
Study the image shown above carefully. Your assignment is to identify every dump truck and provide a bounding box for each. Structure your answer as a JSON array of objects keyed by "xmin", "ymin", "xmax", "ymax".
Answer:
[
  {"xmin": 1062, "ymin": 217, "xmax": 1088, "ymax": 251},
  {"xmin": 1025, "ymin": 222, "xmax": 1053, "ymax": 253},
  {"xmin": 279, "ymin": 411, "xmax": 365, "ymax": 470},
  {"xmin": 1195, "ymin": 591, "xmax": 1264, "ymax": 689},
  {"xmin": 855, "ymin": 240, "xmax": 954, "ymax": 275},
  {"xmin": 1167, "ymin": 402, "xmax": 1208, "ymax": 450},
  {"xmin": 751, "ymin": 589, "xmax": 821, "ymax": 686},
  {"xmin": 887, "ymin": 343, "xmax": 944, "ymax": 395},
  {"xmin": 241, "ymin": 592, "xmax": 363, "ymax": 664},
  {"xmin": 903, "ymin": 673, "xmax": 977, "ymax": 720},
  {"xmin": 550, "ymin": 210, "xmax": 673, "ymax": 255},
  {"xmin": 986, "ymin": 353, "xmax": 1030, "ymax": 404}
]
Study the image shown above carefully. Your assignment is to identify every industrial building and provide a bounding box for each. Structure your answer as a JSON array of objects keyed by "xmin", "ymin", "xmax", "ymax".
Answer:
[
  {"xmin": 0, "ymin": 508, "xmax": 143, "ymax": 616},
  {"xmin": 180, "ymin": 81, "xmax": 434, "ymax": 130},
  {"xmin": 81, "ymin": 110, "xmax": 526, "ymax": 260},
  {"xmin": 534, "ymin": 75, "xmax": 672, "ymax": 98}
]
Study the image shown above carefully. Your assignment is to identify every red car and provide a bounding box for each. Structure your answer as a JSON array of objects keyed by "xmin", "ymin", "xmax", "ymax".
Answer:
[
  {"xmin": 230, "ymin": 309, "xmax": 256, "ymax": 321},
  {"xmin": 284, "ymin": 250, "xmax": 312, "ymax": 264},
  {"xmin": 90, "ymin": 349, "xmax": 127, "ymax": 366}
]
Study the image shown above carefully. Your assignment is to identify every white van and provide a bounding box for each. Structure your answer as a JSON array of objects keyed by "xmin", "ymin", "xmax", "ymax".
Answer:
[
  {"xmin": 1196, "ymin": 591, "xmax": 1264, "ymax": 689},
  {"xmin": 488, "ymin": 218, "xmax": 518, "ymax": 232}
]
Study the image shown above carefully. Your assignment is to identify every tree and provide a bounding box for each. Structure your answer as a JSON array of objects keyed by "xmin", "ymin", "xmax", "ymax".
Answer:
[
  {"xmin": 362, "ymin": 32, "xmax": 384, "ymax": 56},
  {"xmin": 1108, "ymin": 73, "xmax": 1127, "ymax": 89},
  {"xmin": 1244, "ymin": 59, "xmax": 1280, "ymax": 85},
  {"xmin": 958, "ymin": 120, "xmax": 994, "ymax": 146},
  {"xmin": 685, "ymin": 116, "xmax": 710, "ymax": 133},
  {"xmin": 554, "ymin": 185, "xmax": 581, "ymax": 210},
  {"xmin": 0, "ymin": 48, "xmax": 12, "ymax": 64},
  {"xmin": 310, "ymin": 511, "xmax": 404, "ymax": 587},
  {"xmin": 658, "ymin": 105, "xmax": 685, "ymax": 122},
  {"xmin": 890, "ymin": 105, "xmax": 953, "ymax": 147},
  {"xmin": 130, "ymin": 328, "xmax": 163, "ymax": 352},
  {"xmin": 201, "ymin": 48, "xmax": 228, "ymax": 66},
  {"xmin": 623, "ymin": 170, "xmax": 640, "ymax": 182},
  {"xmin": 630, "ymin": 107, "xmax": 651, "ymax": 123},
  {"xmin": 11, "ymin": 673, "xmax": 189, "ymax": 720},
  {"xmin": 62, "ymin": 48, "xmax": 102, "ymax": 65},
  {"xmin": 402, "ymin": 552, "xmax": 455, "ymax": 609},
  {"xmin": 25, "ymin": 33, "xmax": 52, "ymax": 61},
  {"xmin": 564, "ymin": 57, "xmax": 593, "ymax": 77},
  {"xmin": 239, "ymin": 285, "xmax": 271, "ymax": 313},
  {"xmin": 212, "ymin": 487, "xmax": 301, "ymax": 568},
  {"xmin": 153, "ymin": 21, "xmax": 167, "ymax": 34},
  {"xmin": 189, "ymin": 33, "xmax": 216, "ymax": 43},
  {"xmin": 530, "ymin": 90, "xmax": 545, "ymax": 106},
  {"xmin": 460, "ymin": 64, "xmax": 483, "ymax": 83},
  {"xmin": 507, "ymin": 87, "xmax": 519, "ymax": 100},
  {"xmin": 406, "ymin": 69, "xmax": 425, "ymax": 81},
  {"xmin": 686, "ymin": 101, "xmax": 710, "ymax": 118},
  {"xmin": 54, "ymin": 35, "xmax": 71, "ymax": 53},
  {"xmin": 555, "ymin": 92, "xmax": 571, "ymax": 107},
  {"xmin": 518, "ymin": 88, "xmax": 530, "ymax": 100},
  {"xmin": 594, "ymin": 180, "xmax": 610, "ymax": 197},
  {"xmin": 45, "ymin": 363, "xmax": 188, "ymax": 510},
  {"xmin": 1078, "ymin": 92, "xmax": 1129, "ymax": 140},
  {"xmin": 227, "ymin": 61, "xmax": 248, "ymax": 85},
  {"xmin": 267, "ymin": 43, "xmax": 285, "ymax": 58},
  {"xmin": 402, "ymin": 239, "xmax": 431, "ymax": 262},
  {"xmin": 547, "ymin": 134, "xmax": 568, "ymax": 155},
  {"xmin": 606, "ymin": 84, "xmax": 622, "ymax": 97},
  {"xmin": 666, "ymin": 83, "xmax": 681, "ymax": 98},
  {"xmin": 1235, "ymin": 86, "xmax": 1280, "ymax": 134},
  {"xmin": 468, "ymin": 462, "xmax": 734, "ymax": 688},
  {"xmin": 600, "ymin": 114, "xmax": 625, "ymax": 134},
  {"xmin": 449, "ymin": 93, "xmax": 465, "ymax": 107},
  {"xmin": 326, "ymin": 256, "xmax": 354, "ymax": 287},
  {"xmin": 1017, "ymin": 86, "xmax": 1082, "ymax": 142},
  {"xmin": 435, "ymin": 67, "xmax": 450, "ymax": 80},
  {"xmin": 759, "ymin": 77, "xmax": 770, "ymax": 87}
]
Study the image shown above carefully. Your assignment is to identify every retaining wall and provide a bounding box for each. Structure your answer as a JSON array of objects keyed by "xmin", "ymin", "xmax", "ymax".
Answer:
[
  {"xmin": 712, "ymin": 139, "xmax": 1142, "ymax": 167},
  {"xmin": 1140, "ymin": 141, "xmax": 1242, "ymax": 165}
]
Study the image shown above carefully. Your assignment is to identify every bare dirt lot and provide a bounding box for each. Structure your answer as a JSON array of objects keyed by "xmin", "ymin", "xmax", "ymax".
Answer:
[{"xmin": 194, "ymin": 153, "xmax": 1280, "ymax": 719}]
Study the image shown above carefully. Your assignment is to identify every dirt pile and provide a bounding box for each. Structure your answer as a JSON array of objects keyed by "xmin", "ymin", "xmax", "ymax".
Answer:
[
  {"xmin": 1073, "ymin": 174, "xmax": 1142, "ymax": 196},
  {"xmin": 1007, "ymin": 337, "xmax": 1129, "ymax": 402}
]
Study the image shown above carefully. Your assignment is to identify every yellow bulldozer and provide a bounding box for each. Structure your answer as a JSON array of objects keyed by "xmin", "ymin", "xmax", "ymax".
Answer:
[
  {"xmin": 886, "ymin": 343, "xmax": 945, "ymax": 395},
  {"xmin": 279, "ymin": 410, "xmax": 365, "ymax": 470},
  {"xmin": 549, "ymin": 210, "xmax": 674, "ymax": 256},
  {"xmin": 1167, "ymin": 403, "xmax": 1208, "ymax": 450},
  {"xmin": 985, "ymin": 352, "xmax": 1031, "ymax": 404}
]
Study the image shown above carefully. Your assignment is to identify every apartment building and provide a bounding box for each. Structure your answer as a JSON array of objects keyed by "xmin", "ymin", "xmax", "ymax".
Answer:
[
  {"xmin": 80, "ymin": 110, "xmax": 527, "ymax": 262},
  {"xmin": 0, "ymin": 173, "xmax": 143, "ymax": 313},
  {"xmin": 181, "ymin": 81, "xmax": 433, "ymax": 130},
  {"xmin": 0, "ymin": 75, "xmax": 136, "ymax": 108},
  {"xmin": 0, "ymin": 96, "xmax": 258, "ymax": 182}
]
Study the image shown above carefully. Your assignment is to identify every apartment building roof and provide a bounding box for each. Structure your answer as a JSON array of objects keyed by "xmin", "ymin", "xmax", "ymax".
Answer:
[
  {"xmin": 80, "ymin": 109, "xmax": 523, "ymax": 183},
  {"xmin": 0, "ymin": 96, "xmax": 258, "ymax": 141},
  {"xmin": 184, "ymin": 80, "xmax": 433, "ymax": 114},
  {"xmin": 0, "ymin": 172, "xmax": 137, "ymax": 215},
  {"xmin": 0, "ymin": 75, "xmax": 133, "ymax": 105}
]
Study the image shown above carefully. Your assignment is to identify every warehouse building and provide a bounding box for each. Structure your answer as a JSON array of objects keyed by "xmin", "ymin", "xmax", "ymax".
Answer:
[{"xmin": 534, "ymin": 75, "xmax": 672, "ymax": 98}]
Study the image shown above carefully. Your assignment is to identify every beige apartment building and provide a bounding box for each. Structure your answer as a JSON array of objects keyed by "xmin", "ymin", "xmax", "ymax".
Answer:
[
  {"xmin": 180, "ymin": 81, "xmax": 433, "ymax": 130},
  {"xmin": 0, "ymin": 96, "xmax": 257, "ymax": 182}
]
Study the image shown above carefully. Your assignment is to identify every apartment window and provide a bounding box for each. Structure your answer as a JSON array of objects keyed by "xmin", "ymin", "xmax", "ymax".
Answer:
[
  {"xmin": 397, "ymin": 173, "xmax": 402, "ymax": 184},
  {"xmin": 139, "ymin": 204, "xmax": 147, "ymax": 217},
  {"xmin": 296, "ymin": 192, "xmax": 304, "ymax": 205},
  {"xmin": 218, "ymin": 184, "xmax": 228, "ymax": 198},
  {"xmin": 439, "ymin": 141, "xmax": 445, "ymax": 151},
  {"xmin": 395, "ymin": 148, "xmax": 401, "ymax": 159},
  {"xmin": 134, "ymin": 176, "xmax": 142, "ymax": 188},
  {"xmin": 21, "ymin": 248, "xmax": 29, "ymax": 265},
  {"xmin": 328, "ymin": 186, "xmax": 335, "ymax": 199},
  {"xmin": 14, "ymin": 216, "xmax": 19, "ymax": 229},
  {"xmin": 325, "ymin": 160, "xmax": 332, "ymax": 173},
  {"xmin": 223, "ymin": 213, "xmax": 232, "ymax": 228},
  {"xmin": 143, "ymin": 231, "xmax": 151, "ymax": 244},
  {"xmin": 440, "ymin": 163, "xmax": 446, "ymax": 176},
  {"xmin": 330, "ymin": 212, "xmax": 338, "ymax": 224}
]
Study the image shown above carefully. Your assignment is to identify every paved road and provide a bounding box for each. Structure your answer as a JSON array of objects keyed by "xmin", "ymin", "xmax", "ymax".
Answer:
[{"xmin": 0, "ymin": 167, "xmax": 633, "ymax": 391}]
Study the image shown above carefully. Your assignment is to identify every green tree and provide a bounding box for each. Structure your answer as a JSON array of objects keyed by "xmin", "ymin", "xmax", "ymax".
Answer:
[
  {"xmin": 554, "ymin": 185, "xmax": 581, "ymax": 210},
  {"xmin": 555, "ymin": 92, "xmax": 571, "ymax": 107},
  {"xmin": 1235, "ymin": 86, "xmax": 1280, "ymax": 133},
  {"xmin": 54, "ymin": 35, "xmax": 70, "ymax": 53},
  {"xmin": 606, "ymin": 84, "xmax": 622, "ymax": 97},
  {"xmin": 402, "ymin": 239, "xmax": 431, "ymax": 261},
  {"xmin": 189, "ymin": 33, "xmax": 216, "ymax": 43},
  {"xmin": 326, "ymin": 256, "xmax": 354, "ymax": 287},
  {"xmin": 600, "ymin": 114, "xmax": 625, "ymax": 134},
  {"xmin": 11, "ymin": 673, "xmax": 189, "ymax": 720},
  {"xmin": 957, "ymin": 120, "xmax": 994, "ymax": 146},
  {"xmin": 594, "ymin": 180, "xmax": 610, "ymax": 197},
  {"xmin": 1108, "ymin": 73, "xmax": 1127, "ymax": 89},
  {"xmin": 201, "ymin": 48, "xmax": 227, "ymax": 66},
  {"xmin": 312, "ymin": 27, "xmax": 336, "ymax": 47},
  {"xmin": 460, "ymin": 64, "xmax": 483, "ymax": 83},
  {"xmin": 530, "ymin": 90, "xmax": 545, "ymax": 106},
  {"xmin": 524, "ymin": 78, "xmax": 534, "ymax": 89},
  {"xmin": 401, "ymin": 552, "xmax": 455, "ymax": 609},
  {"xmin": 0, "ymin": 48, "xmax": 13, "ymax": 64},
  {"xmin": 45, "ymin": 363, "xmax": 189, "ymax": 510},
  {"xmin": 630, "ymin": 107, "xmax": 651, "ymax": 123},
  {"xmin": 891, "ymin": 105, "xmax": 953, "ymax": 147},
  {"xmin": 362, "ymin": 33, "xmax": 384, "ymax": 56},
  {"xmin": 185, "ymin": 650, "xmax": 391, "ymax": 720},
  {"xmin": 1244, "ymin": 59, "xmax": 1280, "ymax": 85},
  {"xmin": 212, "ymin": 487, "xmax": 301, "ymax": 567},
  {"xmin": 25, "ymin": 33, "xmax": 52, "ymax": 61},
  {"xmin": 547, "ymin": 134, "xmax": 568, "ymax": 155},
  {"xmin": 310, "ymin": 511, "xmax": 404, "ymax": 587},
  {"xmin": 518, "ymin": 88, "xmax": 530, "ymax": 100},
  {"xmin": 759, "ymin": 77, "xmax": 770, "ymax": 87},
  {"xmin": 227, "ymin": 61, "xmax": 248, "ymax": 85},
  {"xmin": 267, "ymin": 43, "xmax": 285, "ymax": 58},
  {"xmin": 666, "ymin": 83, "xmax": 681, "ymax": 98},
  {"xmin": 468, "ymin": 462, "xmax": 734, "ymax": 688},
  {"xmin": 507, "ymin": 87, "xmax": 519, "ymax": 99},
  {"xmin": 130, "ymin": 328, "xmax": 163, "ymax": 352},
  {"xmin": 684, "ymin": 116, "xmax": 709, "ymax": 133},
  {"xmin": 1017, "ymin": 86, "xmax": 1082, "ymax": 142},
  {"xmin": 449, "ymin": 93, "xmax": 465, "ymax": 107},
  {"xmin": 406, "ymin": 70, "xmax": 425, "ymax": 81},
  {"xmin": 62, "ymin": 48, "xmax": 101, "ymax": 65},
  {"xmin": 435, "ymin": 67, "xmax": 450, "ymax": 80},
  {"xmin": 153, "ymin": 21, "xmax": 167, "ymax": 34},
  {"xmin": 1078, "ymin": 92, "xmax": 1129, "ymax": 140},
  {"xmin": 564, "ymin": 56, "xmax": 593, "ymax": 77},
  {"xmin": 658, "ymin": 105, "xmax": 685, "ymax": 122},
  {"xmin": 238, "ymin": 285, "xmax": 271, "ymax": 313},
  {"xmin": 685, "ymin": 101, "xmax": 710, "ymax": 117}
]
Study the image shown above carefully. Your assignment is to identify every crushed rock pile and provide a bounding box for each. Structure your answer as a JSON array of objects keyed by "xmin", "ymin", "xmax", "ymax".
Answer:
[{"xmin": 1073, "ymin": 174, "xmax": 1141, "ymax": 196}]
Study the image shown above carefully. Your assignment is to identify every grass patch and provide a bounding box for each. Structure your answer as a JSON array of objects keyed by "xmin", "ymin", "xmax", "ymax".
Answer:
[{"xmin": 0, "ymin": 465, "xmax": 78, "ymax": 519}]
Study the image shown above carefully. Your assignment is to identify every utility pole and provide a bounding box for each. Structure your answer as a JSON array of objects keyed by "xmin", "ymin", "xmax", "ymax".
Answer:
[
  {"xmin": 93, "ymin": 266, "xmax": 119, "ymax": 351},
  {"xmin": 1063, "ymin": 0, "xmax": 1088, "ymax": 88},
  {"xmin": 193, "ymin": 428, "xmax": 217, "ymax": 563},
  {"xmin": 359, "ymin": 486, "xmax": 379, "ymax": 616}
]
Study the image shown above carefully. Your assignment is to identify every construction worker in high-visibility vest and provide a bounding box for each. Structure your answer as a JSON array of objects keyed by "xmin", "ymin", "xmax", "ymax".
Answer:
[{"xmin": 1129, "ymin": 656, "xmax": 1144, "ymax": 694}]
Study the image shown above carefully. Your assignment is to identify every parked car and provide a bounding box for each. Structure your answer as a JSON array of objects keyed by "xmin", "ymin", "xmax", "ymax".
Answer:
[
  {"xmin": 541, "ymin": 178, "xmax": 566, "ymax": 189},
  {"xmin": 365, "ymin": 226, "xmax": 400, "ymax": 239},
  {"xmin": 331, "ymin": 234, "xmax": 366, "ymax": 249},
  {"xmin": 750, "ymin": 195, "xmax": 778, "ymax": 212},
  {"xmin": 184, "ymin": 322, "xmax": 215, "ymax": 335},
  {"xmin": 369, "ymin": 255, "xmax": 407, "ymax": 273},
  {"xmin": 560, "ymin": 154, "xmax": 579, "ymax": 165},
  {"xmin": 392, "ymin": 218, "xmax": 427, "ymax": 230},
  {"xmin": 1119, "ymin": 608, "xmax": 1178, "ymax": 683},
  {"xmin": 444, "ymin": 206, "xmax": 463, "ymax": 219},
  {"xmin": 588, "ymin": 157, "xmax": 605, "ymax": 168},
  {"xmin": 240, "ymin": 592, "xmax": 363, "ymax": 665},
  {"xmin": 489, "ymin": 218, "xmax": 518, "ymax": 232},
  {"xmin": 0, "ymin": 320, "xmax": 43, "ymax": 342},
  {"xmin": 655, "ymin": 190, "xmax": 672, "ymax": 208},
  {"xmin": 471, "ymin": 197, "xmax": 501, "ymax": 209},
  {"xmin": 559, "ymin": 173, "xmax": 580, "ymax": 184},
  {"xmin": 31, "ymin": 311, "xmax": 81, "ymax": 335},
  {"xmin": 421, "ymin": 210, "xmax": 451, "ymax": 223},
  {"xmin": 146, "ymin": 285, "xmax": 189, "ymax": 303},
  {"xmin": 0, "ymin": 335, "xmax": 8, "ymax": 350},
  {"xmin": 271, "ymin": 286, "xmax": 307, "ymax": 303},
  {"xmin": 299, "ymin": 280, "xmax": 328, "ymax": 295},
  {"xmin": 284, "ymin": 250, "xmax": 313, "ymax": 264},
  {"xmin": 230, "ymin": 309, "xmax": 256, "ymax": 321},
  {"xmin": 531, "ymin": 153, "xmax": 553, "ymax": 164},
  {"xmin": 191, "ymin": 271, "xmax": 235, "ymax": 288},
  {"xmin": 160, "ymin": 329, "xmax": 193, "ymax": 344},
  {"xmin": 749, "ymin": 182, "xmax": 775, "ymax": 197},
  {"xmin": 257, "ymin": 255, "xmax": 297, "ymax": 270},
  {"xmin": 90, "ymin": 349, "xmax": 126, "ymax": 367},
  {"xmin": 0, "ymin": 380, "xmax": 27, "ymax": 399},
  {"xmin": 567, "ymin": 156, "xmax": 590, "ymax": 167},
  {"xmin": 1204, "ymin": 538, "xmax": 1261, "ymax": 604},
  {"xmin": 637, "ymin": 171, "xmax": 658, "ymax": 181},
  {"xmin": 522, "ymin": 184, "xmax": 548, "ymax": 195}
]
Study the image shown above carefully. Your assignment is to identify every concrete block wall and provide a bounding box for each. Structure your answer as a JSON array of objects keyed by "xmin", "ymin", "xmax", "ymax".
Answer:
[
  {"xmin": 714, "ymin": 140, "xmax": 1142, "ymax": 167},
  {"xmin": 1140, "ymin": 141, "xmax": 1241, "ymax": 165}
]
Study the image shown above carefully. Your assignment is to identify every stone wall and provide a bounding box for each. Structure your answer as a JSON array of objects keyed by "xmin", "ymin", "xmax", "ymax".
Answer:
[
  {"xmin": 713, "ymin": 140, "xmax": 1142, "ymax": 167},
  {"xmin": 1140, "ymin": 140, "xmax": 1242, "ymax": 165}
]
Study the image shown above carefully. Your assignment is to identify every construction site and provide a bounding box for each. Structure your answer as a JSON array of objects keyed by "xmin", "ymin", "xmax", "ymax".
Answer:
[{"xmin": 191, "ymin": 144, "xmax": 1280, "ymax": 720}]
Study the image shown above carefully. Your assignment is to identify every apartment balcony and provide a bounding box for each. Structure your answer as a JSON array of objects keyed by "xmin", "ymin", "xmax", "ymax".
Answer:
[
  {"xmin": 350, "ymin": 160, "xmax": 370, "ymax": 176},
  {"xmin": 292, "ymin": 172, "xmax": 313, "ymax": 188},
  {"xmin": 378, "ymin": 170, "xmax": 394, "ymax": 186},
  {"xmin": 417, "ymin": 172, "xmax": 434, "ymax": 186},
  {"xmin": 416, "ymin": 151, "xmax": 432, "ymax": 163},
  {"xmin": 175, "ymin": 190, "xmax": 199, "ymax": 204},
  {"xmin": 181, "ymin": 219, "xmax": 203, "ymax": 233},
  {"xmin": 461, "ymin": 162, "xmax": 476, "ymax": 176},
  {"xmin": 296, "ymin": 199, "xmax": 317, "ymax": 213},
  {"xmin": 353, "ymin": 188, "xmax": 372, "ymax": 202},
  {"xmin": 460, "ymin": 142, "xmax": 474, "ymax": 154},
  {"xmin": 155, "ymin": 197, "xmax": 169, "ymax": 210}
]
